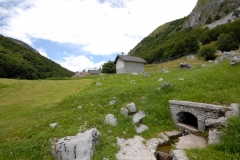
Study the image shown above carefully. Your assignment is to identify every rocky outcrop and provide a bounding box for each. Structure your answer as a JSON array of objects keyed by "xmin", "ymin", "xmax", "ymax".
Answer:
[
  {"xmin": 51, "ymin": 128, "xmax": 100, "ymax": 160},
  {"xmin": 184, "ymin": 0, "xmax": 240, "ymax": 28}
]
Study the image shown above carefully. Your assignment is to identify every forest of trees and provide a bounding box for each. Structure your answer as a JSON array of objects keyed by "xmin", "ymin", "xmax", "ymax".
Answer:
[
  {"xmin": 129, "ymin": 19, "xmax": 240, "ymax": 63},
  {"xmin": 0, "ymin": 35, "xmax": 74, "ymax": 79}
]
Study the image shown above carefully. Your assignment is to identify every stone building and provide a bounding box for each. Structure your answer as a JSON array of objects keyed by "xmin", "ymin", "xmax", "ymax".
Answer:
[{"xmin": 114, "ymin": 55, "xmax": 147, "ymax": 74}]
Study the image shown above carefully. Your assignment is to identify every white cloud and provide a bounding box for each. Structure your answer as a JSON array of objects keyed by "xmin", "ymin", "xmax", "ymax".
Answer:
[
  {"xmin": 57, "ymin": 54, "xmax": 106, "ymax": 72},
  {"xmin": 0, "ymin": 0, "xmax": 198, "ymax": 55},
  {"xmin": 37, "ymin": 47, "xmax": 48, "ymax": 58}
]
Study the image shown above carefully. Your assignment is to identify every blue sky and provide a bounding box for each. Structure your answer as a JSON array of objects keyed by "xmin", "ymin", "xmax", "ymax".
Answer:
[{"xmin": 0, "ymin": 0, "xmax": 198, "ymax": 72}]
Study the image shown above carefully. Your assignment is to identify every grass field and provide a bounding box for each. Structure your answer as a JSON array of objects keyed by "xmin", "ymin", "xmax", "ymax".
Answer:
[{"xmin": 0, "ymin": 58, "xmax": 240, "ymax": 160}]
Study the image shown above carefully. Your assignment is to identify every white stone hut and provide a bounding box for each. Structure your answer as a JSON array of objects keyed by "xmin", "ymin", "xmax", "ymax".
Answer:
[{"xmin": 114, "ymin": 55, "xmax": 147, "ymax": 74}]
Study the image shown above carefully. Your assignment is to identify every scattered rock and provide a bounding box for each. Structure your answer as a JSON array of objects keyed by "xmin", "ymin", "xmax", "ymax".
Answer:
[
  {"xmin": 158, "ymin": 133, "xmax": 169, "ymax": 142},
  {"xmin": 146, "ymin": 138, "xmax": 165, "ymax": 151},
  {"xmin": 109, "ymin": 100, "xmax": 116, "ymax": 105},
  {"xmin": 205, "ymin": 117, "xmax": 228, "ymax": 127},
  {"xmin": 230, "ymin": 56, "xmax": 240, "ymax": 65},
  {"xmin": 178, "ymin": 78, "xmax": 184, "ymax": 81},
  {"xmin": 179, "ymin": 62, "xmax": 192, "ymax": 69},
  {"xmin": 172, "ymin": 149, "xmax": 189, "ymax": 160},
  {"xmin": 135, "ymin": 124, "xmax": 149, "ymax": 134},
  {"xmin": 159, "ymin": 82, "xmax": 173, "ymax": 91},
  {"xmin": 208, "ymin": 129, "xmax": 222, "ymax": 144},
  {"xmin": 130, "ymin": 80, "xmax": 136, "ymax": 84},
  {"xmin": 142, "ymin": 72, "xmax": 150, "ymax": 77},
  {"xmin": 116, "ymin": 136, "xmax": 156, "ymax": 160},
  {"xmin": 132, "ymin": 110, "xmax": 146, "ymax": 124},
  {"xmin": 96, "ymin": 82, "xmax": 102, "ymax": 86},
  {"xmin": 104, "ymin": 114, "xmax": 117, "ymax": 126},
  {"xmin": 120, "ymin": 108, "xmax": 128, "ymax": 116},
  {"xmin": 77, "ymin": 106, "xmax": 82, "ymax": 109},
  {"xmin": 51, "ymin": 128, "xmax": 100, "ymax": 160},
  {"xmin": 126, "ymin": 102, "xmax": 137, "ymax": 114},
  {"xmin": 186, "ymin": 55, "xmax": 195, "ymax": 60},
  {"xmin": 49, "ymin": 123, "xmax": 58, "ymax": 128},
  {"xmin": 158, "ymin": 78, "xmax": 164, "ymax": 81},
  {"xmin": 225, "ymin": 103, "xmax": 239, "ymax": 118},
  {"xmin": 131, "ymin": 72, "xmax": 139, "ymax": 75}
]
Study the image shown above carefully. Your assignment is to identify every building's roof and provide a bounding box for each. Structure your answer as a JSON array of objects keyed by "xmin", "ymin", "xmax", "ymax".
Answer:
[
  {"xmin": 88, "ymin": 70, "xmax": 101, "ymax": 75},
  {"xmin": 114, "ymin": 55, "xmax": 147, "ymax": 64}
]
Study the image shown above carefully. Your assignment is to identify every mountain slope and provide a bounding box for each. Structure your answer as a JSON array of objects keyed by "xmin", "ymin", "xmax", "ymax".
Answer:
[
  {"xmin": 0, "ymin": 35, "xmax": 74, "ymax": 79},
  {"xmin": 129, "ymin": 0, "xmax": 240, "ymax": 63},
  {"xmin": 184, "ymin": 0, "xmax": 240, "ymax": 28}
]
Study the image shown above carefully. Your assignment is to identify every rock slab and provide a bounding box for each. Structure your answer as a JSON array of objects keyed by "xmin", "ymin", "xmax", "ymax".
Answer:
[{"xmin": 51, "ymin": 128, "xmax": 100, "ymax": 160}]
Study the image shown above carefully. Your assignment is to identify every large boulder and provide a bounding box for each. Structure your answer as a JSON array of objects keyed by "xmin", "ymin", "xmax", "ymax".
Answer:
[
  {"xmin": 217, "ymin": 51, "xmax": 237, "ymax": 63},
  {"xmin": 172, "ymin": 150, "xmax": 189, "ymax": 160},
  {"xmin": 51, "ymin": 128, "xmax": 100, "ymax": 160}
]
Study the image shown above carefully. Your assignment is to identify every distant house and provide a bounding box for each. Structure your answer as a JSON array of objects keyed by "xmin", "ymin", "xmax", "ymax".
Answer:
[
  {"xmin": 88, "ymin": 70, "xmax": 101, "ymax": 75},
  {"xmin": 114, "ymin": 55, "xmax": 147, "ymax": 74}
]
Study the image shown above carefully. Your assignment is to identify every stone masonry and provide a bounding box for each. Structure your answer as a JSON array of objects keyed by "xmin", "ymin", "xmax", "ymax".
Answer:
[{"xmin": 169, "ymin": 100, "xmax": 232, "ymax": 132}]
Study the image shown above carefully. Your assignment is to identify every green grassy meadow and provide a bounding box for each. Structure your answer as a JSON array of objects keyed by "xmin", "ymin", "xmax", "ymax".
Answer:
[{"xmin": 0, "ymin": 59, "xmax": 240, "ymax": 160}]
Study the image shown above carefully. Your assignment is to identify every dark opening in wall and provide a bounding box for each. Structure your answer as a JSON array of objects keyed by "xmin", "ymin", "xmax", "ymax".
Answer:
[{"xmin": 177, "ymin": 112, "xmax": 198, "ymax": 128}]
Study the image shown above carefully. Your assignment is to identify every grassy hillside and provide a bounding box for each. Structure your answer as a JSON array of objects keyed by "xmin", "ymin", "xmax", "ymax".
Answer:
[
  {"xmin": 0, "ymin": 58, "xmax": 240, "ymax": 159},
  {"xmin": 129, "ymin": 17, "xmax": 240, "ymax": 64},
  {"xmin": 0, "ymin": 35, "xmax": 74, "ymax": 79}
]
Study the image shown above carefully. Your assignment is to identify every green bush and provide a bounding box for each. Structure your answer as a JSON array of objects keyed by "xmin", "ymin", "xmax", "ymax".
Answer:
[
  {"xmin": 217, "ymin": 33, "xmax": 239, "ymax": 52},
  {"xmin": 199, "ymin": 43, "xmax": 217, "ymax": 60}
]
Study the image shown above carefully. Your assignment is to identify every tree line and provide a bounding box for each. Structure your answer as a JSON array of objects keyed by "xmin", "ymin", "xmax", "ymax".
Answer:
[
  {"xmin": 129, "ymin": 18, "xmax": 240, "ymax": 63},
  {"xmin": 0, "ymin": 35, "xmax": 74, "ymax": 79}
]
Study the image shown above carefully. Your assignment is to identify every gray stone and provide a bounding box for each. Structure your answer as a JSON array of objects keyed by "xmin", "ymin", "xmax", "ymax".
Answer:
[
  {"xmin": 146, "ymin": 138, "xmax": 165, "ymax": 151},
  {"xmin": 96, "ymin": 82, "xmax": 102, "ymax": 86},
  {"xmin": 109, "ymin": 100, "xmax": 116, "ymax": 105},
  {"xmin": 172, "ymin": 150, "xmax": 189, "ymax": 160},
  {"xmin": 77, "ymin": 106, "xmax": 82, "ymax": 109},
  {"xmin": 132, "ymin": 110, "xmax": 145, "ymax": 124},
  {"xmin": 158, "ymin": 78, "xmax": 164, "ymax": 81},
  {"xmin": 186, "ymin": 55, "xmax": 195, "ymax": 60},
  {"xmin": 126, "ymin": 102, "xmax": 137, "ymax": 113},
  {"xmin": 217, "ymin": 51, "xmax": 237, "ymax": 63},
  {"xmin": 178, "ymin": 78, "xmax": 184, "ymax": 81},
  {"xmin": 225, "ymin": 103, "xmax": 239, "ymax": 118},
  {"xmin": 165, "ymin": 130, "xmax": 182, "ymax": 139},
  {"xmin": 104, "ymin": 114, "xmax": 117, "ymax": 126},
  {"xmin": 208, "ymin": 129, "xmax": 222, "ymax": 144},
  {"xmin": 135, "ymin": 124, "xmax": 148, "ymax": 134},
  {"xmin": 131, "ymin": 72, "xmax": 138, "ymax": 75},
  {"xmin": 142, "ymin": 72, "xmax": 150, "ymax": 77},
  {"xmin": 205, "ymin": 117, "xmax": 228, "ymax": 127},
  {"xmin": 176, "ymin": 134, "xmax": 207, "ymax": 149},
  {"xmin": 179, "ymin": 62, "xmax": 192, "ymax": 69},
  {"xmin": 51, "ymin": 128, "xmax": 100, "ymax": 160},
  {"xmin": 159, "ymin": 82, "xmax": 173, "ymax": 90},
  {"xmin": 116, "ymin": 136, "xmax": 156, "ymax": 160},
  {"xmin": 230, "ymin": 56, "xmax": 240, "ymax": 65},
  {"xmin": 159, "ymin": 133, "xmax": 169, "ymax": 142},
  {"xmin": 120, "ymin": 108, "xmax": 128, "ymax": 116},
  {"xmin": 156, "ymin": 151, "xmax": 172, "ymax": 160},
  {"xmin": 49, "ymin": 123, "xmax": 58, "ymax": 128}
]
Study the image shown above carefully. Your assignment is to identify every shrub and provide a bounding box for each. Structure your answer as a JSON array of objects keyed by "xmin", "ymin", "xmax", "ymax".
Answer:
[
  {"xmin": 199, "ymin": 43, "xmax": 217, "ymax": 60},
  {"xmin": 217, "ymin": 33, "xmax": 239, "ymax": 52}
]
